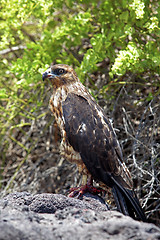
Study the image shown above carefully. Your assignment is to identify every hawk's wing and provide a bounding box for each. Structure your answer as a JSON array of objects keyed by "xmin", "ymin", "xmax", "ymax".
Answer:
[{"xmin": 62, "ymin": 92, "xmax": 133, "ymax": 190}]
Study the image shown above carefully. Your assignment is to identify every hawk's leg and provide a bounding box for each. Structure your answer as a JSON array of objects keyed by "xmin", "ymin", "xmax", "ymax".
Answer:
[{"xmin": 68, "ymin": 176, "xmax": 104, "ymax": 198}]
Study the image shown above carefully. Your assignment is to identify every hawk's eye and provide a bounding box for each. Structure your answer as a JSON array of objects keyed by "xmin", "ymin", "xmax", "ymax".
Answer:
[{"xmin": 54, "ymin": 68, "xmax": 66, "ymax": 75}]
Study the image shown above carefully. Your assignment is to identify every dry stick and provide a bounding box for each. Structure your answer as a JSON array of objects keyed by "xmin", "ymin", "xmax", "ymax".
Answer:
[
  {"xmin": 132, "ymin": 100, "xmax": 154, "ymax": 166},
  {"xmin": 2, "ymin": 150, "xmax": 30, "ymax": 197},
  {"xmin": 142, "ymin": 104, "xmax": 159, "ymax": 208},
  {"xmin": 1, "ymin": 113, "xmax": 48, "ymax": 196},
  {"xmin": 0, "ymin": 45, "xmax": 27, "ymax": 55},
  {"xmin": 132, "ymin": 99, "xmax": 159, "ymax": 208},
  {"xmin": 122, "ymin": 106, "xmax": 155, "ymax": 212},
  {"xmin": 111, "ymin": 84, "xmax": 126, "ymax": 119},
  {"xmin": 122, "ymin": 112, "xmax": 152, "ymax": 176},
  {"xmin": 122, "ymin": 106, "xmax": 136, "ymax": 137},
  {"xmin": 122, "ymin": 107, "xmax": 151, "ymax": 154}
]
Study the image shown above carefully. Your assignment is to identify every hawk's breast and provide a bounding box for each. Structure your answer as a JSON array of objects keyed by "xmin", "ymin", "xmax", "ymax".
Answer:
[{"xmin": 50, "ymin": 87, "xmax": 83, "ymax": 167}]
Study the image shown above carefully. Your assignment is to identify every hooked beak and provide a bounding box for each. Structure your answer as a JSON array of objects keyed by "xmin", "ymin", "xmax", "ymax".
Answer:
[{"xmin": 42, "ymin": 68, "xmax": 55, "ymax": 81}]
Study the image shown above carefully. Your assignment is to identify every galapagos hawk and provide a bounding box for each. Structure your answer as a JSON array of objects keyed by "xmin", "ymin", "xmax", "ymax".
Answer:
[{"xmin": 42, "ymin": 63, "xmax": 146, "ymax": 221}]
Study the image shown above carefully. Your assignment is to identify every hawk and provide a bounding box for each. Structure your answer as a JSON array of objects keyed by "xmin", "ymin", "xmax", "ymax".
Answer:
[{"xmin": 42, "ymin": 63, "xmax": 146, "ymax": 221}]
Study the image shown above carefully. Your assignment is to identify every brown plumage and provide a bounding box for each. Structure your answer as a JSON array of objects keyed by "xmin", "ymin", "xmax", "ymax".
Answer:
[{"xmin": 42, "ymin": 63, "xmax": 146, "ymax": 221}]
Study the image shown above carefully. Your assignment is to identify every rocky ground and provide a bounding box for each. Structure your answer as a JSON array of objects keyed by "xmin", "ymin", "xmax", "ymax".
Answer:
[{"xmin": 0, "ymin": 192, "xmax": 160, "ymax": 240}]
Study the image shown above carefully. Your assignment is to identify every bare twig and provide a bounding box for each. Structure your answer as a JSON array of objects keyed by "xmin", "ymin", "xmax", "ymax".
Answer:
[{"xmin": 0, "ymin": 45, "xmax": 27, "ymax": 55}]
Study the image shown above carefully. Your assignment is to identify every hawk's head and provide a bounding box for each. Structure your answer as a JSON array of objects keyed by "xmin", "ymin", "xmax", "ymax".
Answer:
[{"xmin": 42, "ymin": 64, "xmax": 78, "ymax": 88}]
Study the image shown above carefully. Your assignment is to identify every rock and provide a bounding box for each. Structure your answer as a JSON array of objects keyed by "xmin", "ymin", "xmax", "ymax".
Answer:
[
  {"xmin": 0, "ymin": 192, "xmax": 160, "ymax": 240},
  {"xmin": 0, "ymin": 191, "xmax": 108, "ymax": 213}
]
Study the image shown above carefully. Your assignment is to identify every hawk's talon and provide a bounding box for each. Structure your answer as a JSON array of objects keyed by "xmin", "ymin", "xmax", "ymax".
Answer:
[{"xmin": 68, "ymin": 184, "xmax": 104, "ymax": 198}]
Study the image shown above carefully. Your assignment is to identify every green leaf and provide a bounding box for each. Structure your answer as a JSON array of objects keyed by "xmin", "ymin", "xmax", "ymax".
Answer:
[{"xmin": 0, "ymin": 89, "xmax": 8, "ymax": 98}]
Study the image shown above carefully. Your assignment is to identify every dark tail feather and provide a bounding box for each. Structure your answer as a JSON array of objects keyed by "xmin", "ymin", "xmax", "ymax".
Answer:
[
  {"xmin": 112, "ymin": 185, "xmax": 130, "ymax": 216},
  {"xmin": 112, "ymin": 180, "xmax": 147, "ymax": 222}
]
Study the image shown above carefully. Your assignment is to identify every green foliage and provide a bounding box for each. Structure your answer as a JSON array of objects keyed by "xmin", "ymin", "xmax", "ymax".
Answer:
[
  {"xmin": 111, "ymin": 42, "xmax": 143, "ymax": 76},
  {"xmin": 1, "ymin": 0, "xmax": 160, "ymax": 86},
  {"xmin": 0, "ymin": 0, "xmax": 160, "ymax": 187}
]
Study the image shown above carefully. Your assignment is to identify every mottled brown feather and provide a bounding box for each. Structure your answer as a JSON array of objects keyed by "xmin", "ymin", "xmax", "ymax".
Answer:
[{"xmin": 62, "ymin": 92, "xmax": 133, "ymax": 189}]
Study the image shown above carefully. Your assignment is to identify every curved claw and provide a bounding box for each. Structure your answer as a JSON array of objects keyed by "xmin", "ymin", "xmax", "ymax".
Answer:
[{"xmin": 68, "ymin": 184, "xmax": 104, "ymax": 198}]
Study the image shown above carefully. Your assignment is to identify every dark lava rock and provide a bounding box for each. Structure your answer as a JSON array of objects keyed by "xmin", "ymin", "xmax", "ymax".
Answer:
[{"xmin": 0, "ymin": 192, "xmax": 160, "ymax": 240}]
